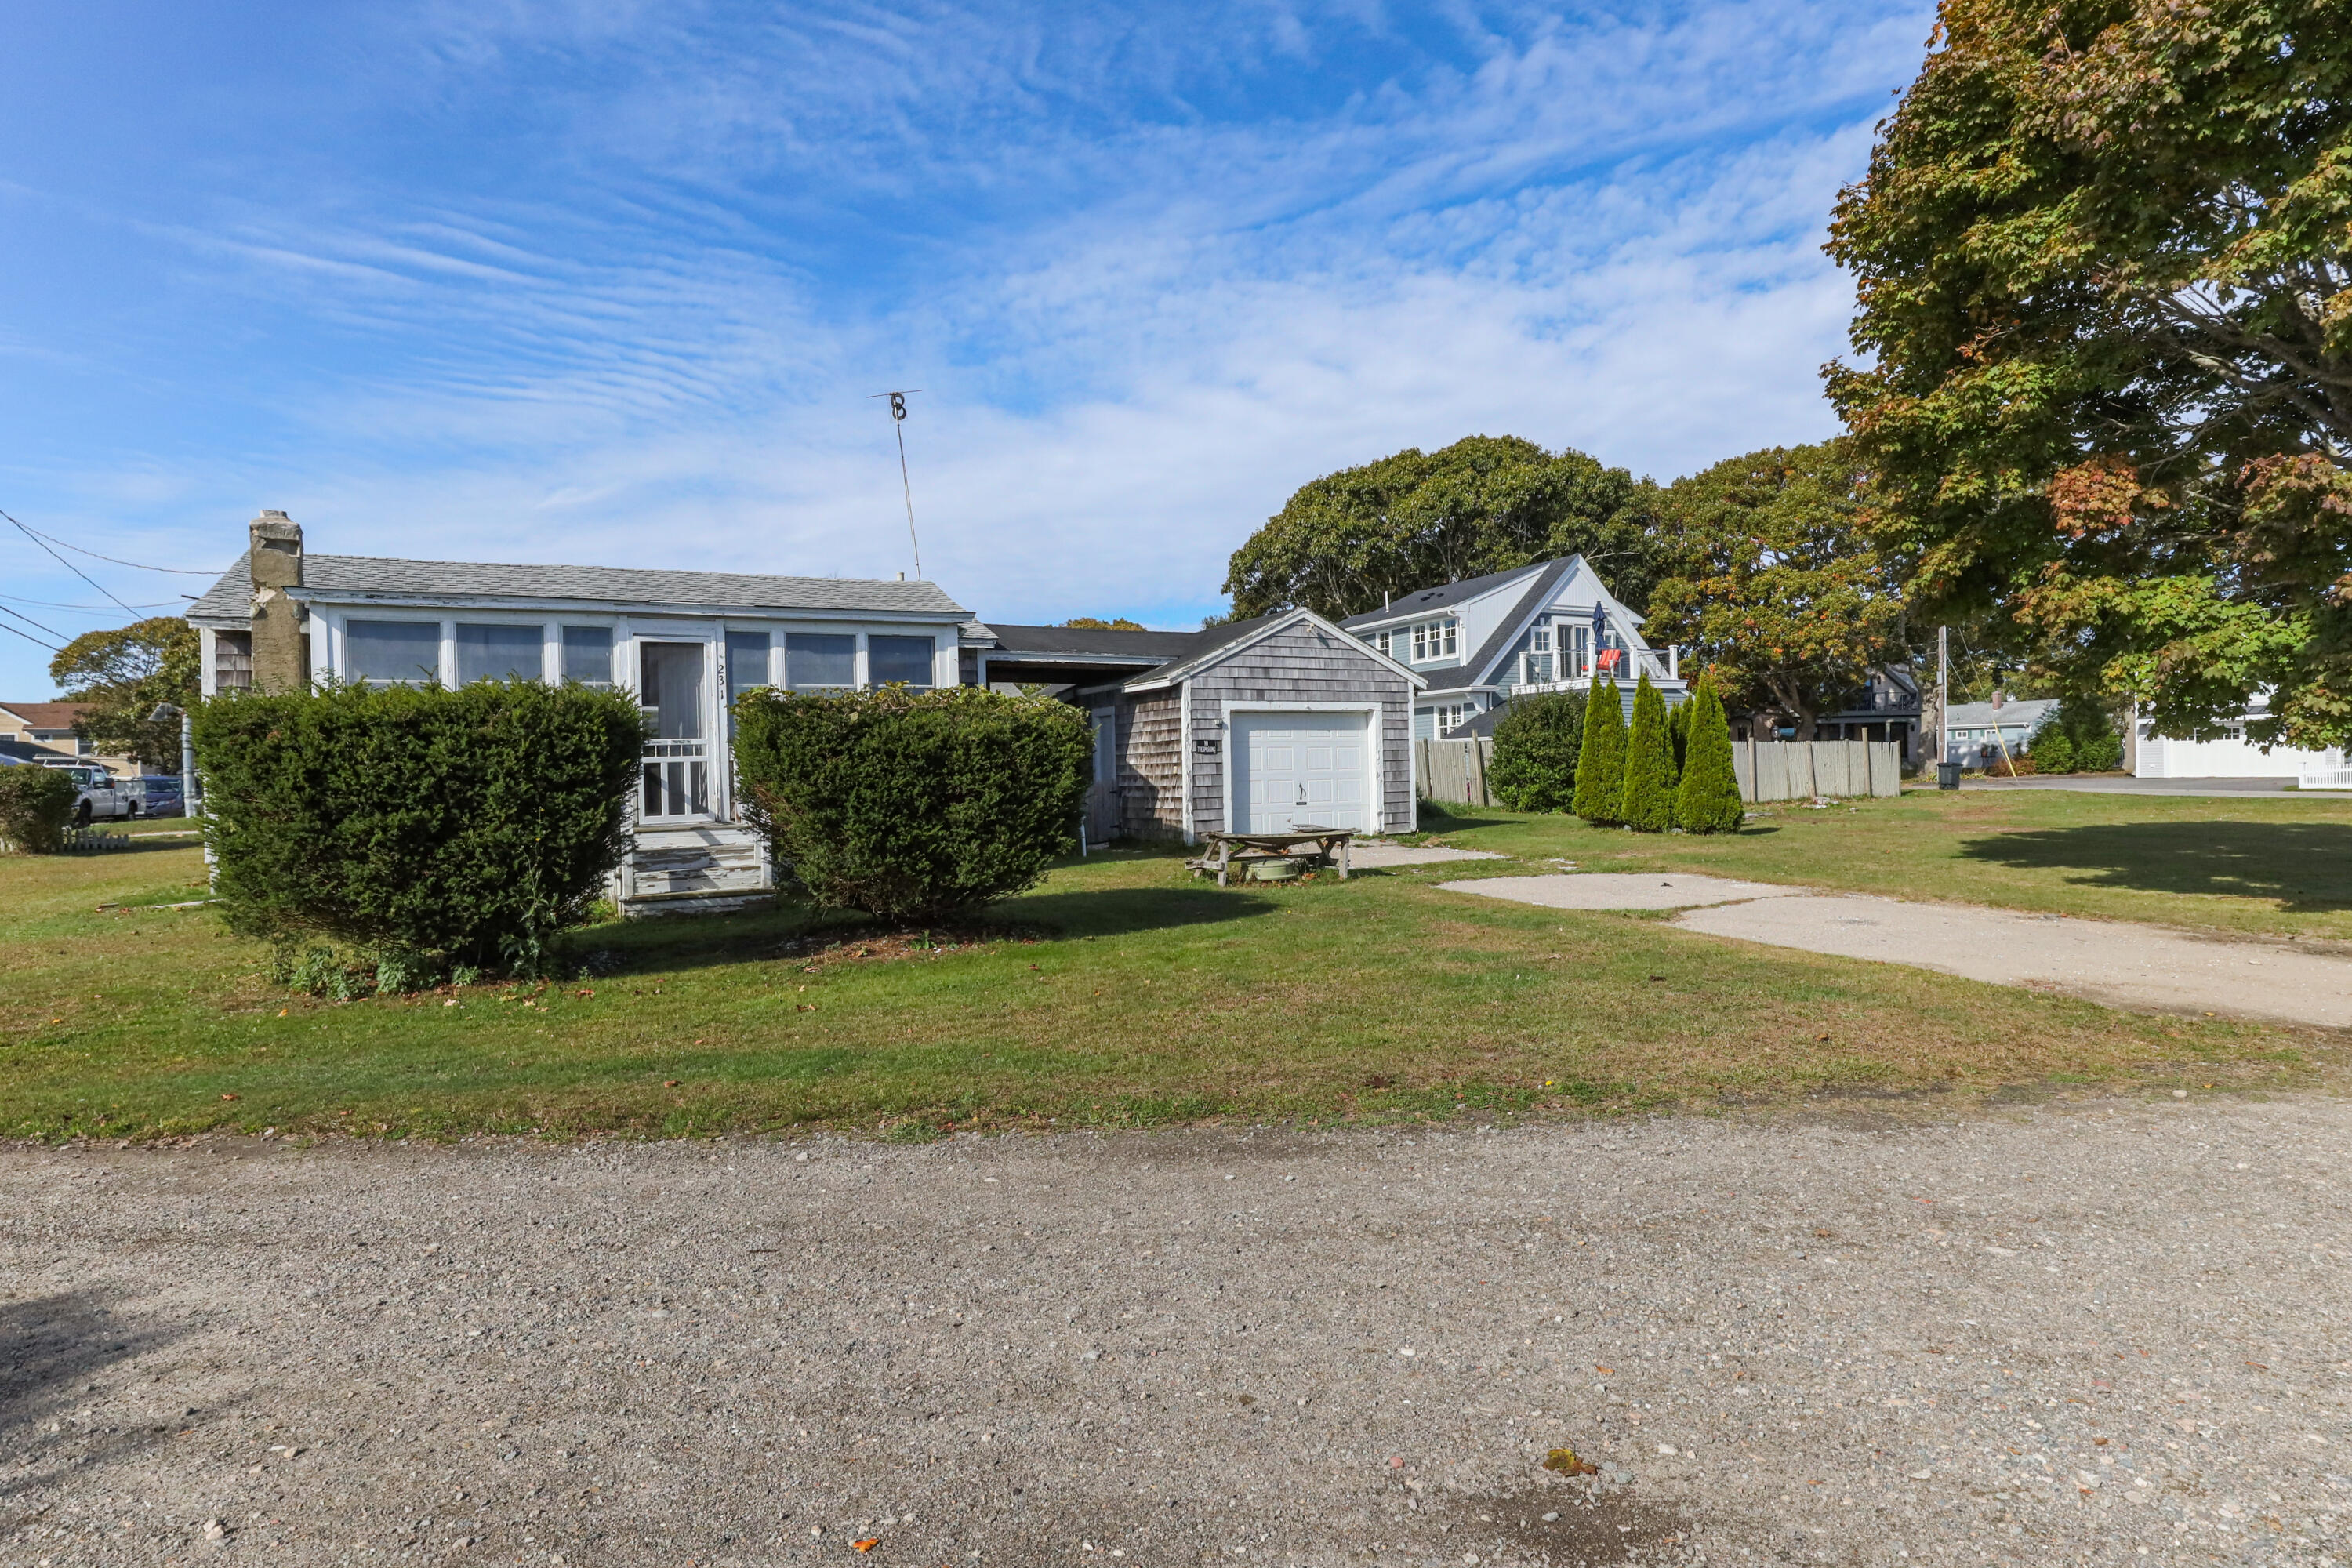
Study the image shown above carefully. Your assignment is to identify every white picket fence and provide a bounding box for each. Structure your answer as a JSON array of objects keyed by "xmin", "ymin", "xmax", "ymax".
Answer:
[{"xmin": 1417, "ymin": 737, "xmax": 1900, "ymax": 807}]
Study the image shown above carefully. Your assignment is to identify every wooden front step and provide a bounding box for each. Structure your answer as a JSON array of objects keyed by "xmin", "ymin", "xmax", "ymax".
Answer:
[{"xmin": 615, "ymin": 823, "xmax": 774, "ymax": 916}]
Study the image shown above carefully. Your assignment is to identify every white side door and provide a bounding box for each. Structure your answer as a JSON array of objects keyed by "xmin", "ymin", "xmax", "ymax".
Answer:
[{"xmin": 1232, "ymin": 711, "xmax": 1370, "ymax": 833}]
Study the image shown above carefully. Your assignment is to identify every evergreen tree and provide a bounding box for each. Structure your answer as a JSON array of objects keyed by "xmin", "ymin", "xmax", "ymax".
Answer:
[
  {"xmin": 1672, "ymin": 678, "xmax": 1745, "ymax": 833},
  {"xmin": 1619, "ymin": 673, "xmax": 1674, "ymax": 832},
  {"xmin": 1666, "ymin": 699, "xmax": 1690, "ymax": 789},
  {"xmin": 1571, "ymin": 678, "xmax": 1625, "ymax": 825}
]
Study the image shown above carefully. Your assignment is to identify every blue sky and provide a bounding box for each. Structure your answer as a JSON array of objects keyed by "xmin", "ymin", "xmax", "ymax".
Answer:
[{"xmin": 0, "ymin": 0, "xmax": 1933, "ymax": 697}]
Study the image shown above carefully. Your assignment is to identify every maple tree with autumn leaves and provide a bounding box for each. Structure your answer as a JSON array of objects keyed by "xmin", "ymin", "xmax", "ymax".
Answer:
[{"xmin": 1827, "ymin": 0, "xmax": 2351, "ymax": 747}]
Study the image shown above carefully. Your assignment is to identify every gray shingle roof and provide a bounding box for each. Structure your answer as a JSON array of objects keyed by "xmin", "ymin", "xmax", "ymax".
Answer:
[
  {"xmin": 982, "ymin": 623, "xmax": 1207, "ymax": 662},
  {"xmin": 186, "ymin": 554, "xmax": 967, "ymax": 625},
  {"xmin": 1336, "ymin": 563, "xmax": 1547, "ymax": 629}
]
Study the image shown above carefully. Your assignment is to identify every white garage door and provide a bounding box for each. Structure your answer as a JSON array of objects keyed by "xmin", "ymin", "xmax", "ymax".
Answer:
[{"xmin": 1232, "ymin": 710, "xmax": 1372, "ymax": 833}]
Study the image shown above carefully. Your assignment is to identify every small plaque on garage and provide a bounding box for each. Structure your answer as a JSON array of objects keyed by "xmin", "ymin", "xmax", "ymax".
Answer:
[{"xmin": 1194, "ymin": 738, "xmax": 1221, "ymax": 756}]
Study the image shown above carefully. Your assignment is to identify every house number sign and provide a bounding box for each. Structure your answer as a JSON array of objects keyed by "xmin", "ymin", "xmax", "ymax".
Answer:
[{"xmin": 1194, "ymin": 738, "xmax": 1221, "ymax": 756}]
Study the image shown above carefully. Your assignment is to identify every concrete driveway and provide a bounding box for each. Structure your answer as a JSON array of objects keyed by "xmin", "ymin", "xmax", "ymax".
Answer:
[
  {"xmin": 4, "ymin": 1103, "xmax": 2346, "ymax": 1566},
  {"xmin": 1955, "ymin": 775, "xmax": 2314, "ymax": 797}
]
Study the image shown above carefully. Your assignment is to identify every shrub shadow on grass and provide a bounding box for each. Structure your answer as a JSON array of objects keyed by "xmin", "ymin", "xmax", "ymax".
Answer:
[
  {"xmin": 1004, "ymin": 884, "xmax": 1276, "ymax": 938},
  {"xmin": 1958, "ymin": 819, "xmax": 2352, "ymax": 910},
  {"xmin": 578, "ymin": 884, "xmax": 1268, "ymax": 979}
]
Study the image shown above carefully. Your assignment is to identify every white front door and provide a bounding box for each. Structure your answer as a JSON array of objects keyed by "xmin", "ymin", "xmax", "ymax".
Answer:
[{"xmin": 1232, "ymin": 710, "xmax": 1370, "ymax": 833}]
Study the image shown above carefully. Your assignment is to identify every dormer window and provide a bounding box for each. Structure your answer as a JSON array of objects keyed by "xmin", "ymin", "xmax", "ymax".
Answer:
[{"xmin": 1409, "ymin": 616, "xmax": 1458, "ymax": 662}]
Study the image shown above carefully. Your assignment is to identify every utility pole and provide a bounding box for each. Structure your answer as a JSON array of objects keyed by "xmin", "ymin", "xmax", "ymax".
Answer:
[
  {"xmin": 1936, "ymin": 625, "xmax": 1949, "ymax": 769},
  {"xmin": 868, "ymin": 390, "xmax": 924, "ymax": 580}
]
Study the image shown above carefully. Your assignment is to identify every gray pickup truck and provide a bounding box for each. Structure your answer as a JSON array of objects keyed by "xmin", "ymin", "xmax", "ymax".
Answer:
[{"xmin": 53, "ymin": 764, "xmax": 136, "ymax": 826}]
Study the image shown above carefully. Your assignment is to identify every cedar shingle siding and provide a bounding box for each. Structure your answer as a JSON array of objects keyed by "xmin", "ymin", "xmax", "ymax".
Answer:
[
  {"xmin": 1181, "ymin": 620, "xmax": 1414, "ymax": 837},
  {"xmin": 1120, "ymin": 690, "xmax": 1185, "ymax": 840}
]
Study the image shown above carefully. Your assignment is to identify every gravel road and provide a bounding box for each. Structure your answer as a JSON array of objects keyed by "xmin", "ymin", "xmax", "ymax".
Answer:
[{"xmin": 5, "ymin": 1101, "xmax": 2348, "ymax": 1568}]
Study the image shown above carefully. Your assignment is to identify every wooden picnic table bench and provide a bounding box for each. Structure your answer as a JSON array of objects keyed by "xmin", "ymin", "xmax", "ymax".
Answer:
[{"xmin": 1188, "ymin": 826, "xmax": 1356, "ymax": 887}]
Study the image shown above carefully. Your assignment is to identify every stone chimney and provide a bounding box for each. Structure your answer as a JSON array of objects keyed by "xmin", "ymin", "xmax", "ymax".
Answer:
[{"xmin": 248, "ymin": 510, "xmax": 307, "ymax": 692}]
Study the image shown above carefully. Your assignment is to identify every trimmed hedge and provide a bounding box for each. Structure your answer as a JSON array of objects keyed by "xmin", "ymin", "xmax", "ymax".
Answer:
[
  {"xmin": 1571, "ymin": 677, "xmax": 1625, "ymax": 825},
  {"xmin": 0, "ymin": 764, "xmax": 79, "ymax": 853},
  {"xmin": 1619, "ymin": 673, "xmax": 1674, "ymax": 832},
  {"xmin": 1486, "ymin": 691, "xmax": 1583, "ymax": 812},
  {"xmin": 1672, "ymin": 677, "xmax": 1745, "ymax": 833},
  {"xmin": 733, "ymin": 685, "xmax": 1091, "ymax": 922},
  {"xmin": 191, "ymin": 681, "xmax": 644, "ymax": 973}
]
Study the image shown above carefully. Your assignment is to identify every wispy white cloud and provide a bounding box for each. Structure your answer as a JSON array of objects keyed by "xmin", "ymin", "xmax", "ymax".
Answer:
[{"xmin": 0, "ymin": 0, "xmax": 1932, "ymax": 690}]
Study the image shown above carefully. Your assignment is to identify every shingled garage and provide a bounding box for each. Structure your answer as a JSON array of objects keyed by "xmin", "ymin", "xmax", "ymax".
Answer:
[{"xmin": 975, "ymin": 612, "xmax": 1421, "ymax": 844}]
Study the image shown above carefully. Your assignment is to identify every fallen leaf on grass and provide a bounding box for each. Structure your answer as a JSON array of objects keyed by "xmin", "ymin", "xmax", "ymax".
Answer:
[
  {"xmin": 663, "ymin": 1080, "xmax": 680, "ymax": 1088},
  {"xmin": 220, "ymin": 1093, "xmax": 238, "ymax": 1102}
]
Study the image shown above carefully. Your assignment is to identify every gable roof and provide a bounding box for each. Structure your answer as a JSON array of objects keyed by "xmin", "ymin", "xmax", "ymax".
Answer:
[
  {"xmin": 1336, "ymin": 562, "xmax": 1548, "ymax": 629},
  {"xmin": 187, "ymin": 554, "xmax": 968, "ymax": 626},
  {"xmin": 0, "ymin": 702, "xmax": 94, "ymax": 731},
  {"xmin": 1121, "ymin": 608, "xmax": 1424, "ymax": 691}
]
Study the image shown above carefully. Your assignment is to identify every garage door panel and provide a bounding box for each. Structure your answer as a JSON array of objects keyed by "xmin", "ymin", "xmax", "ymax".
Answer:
[{"xmin": 1232, "ymin": 710, "xmax": 1373, "ymax": 833}]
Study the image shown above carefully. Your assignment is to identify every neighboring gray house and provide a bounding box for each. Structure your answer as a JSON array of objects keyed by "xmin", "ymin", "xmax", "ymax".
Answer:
[
  {"xmin": 1336, "ymin": 557, "xmax": 1686, "ymax": 739},
  {"xmin": 1941, "ymin": 695, "xmax": 2057, "ymax": 769},
  {"xmin": 188, "ymin": 513, "xmax": 983, "ymax": 916},
  {"xmin": 970, "ymin": 614, "xmax": 1423, "ymax": 844}
]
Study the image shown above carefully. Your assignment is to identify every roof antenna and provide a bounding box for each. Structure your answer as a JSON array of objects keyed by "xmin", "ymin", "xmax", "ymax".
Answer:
[{"xmin": 867, "ymin": 390, "xmax": 924, "ymax": 580}]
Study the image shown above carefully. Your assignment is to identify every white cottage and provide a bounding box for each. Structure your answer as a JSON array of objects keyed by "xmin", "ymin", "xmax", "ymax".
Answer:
[
  {"xmin": 1336, "ymin": 556, "xmax": 1685, "ymax": 737},
  {"xmin": 187, "ymin": 512, "xmax": 981, "ymax": 916}
]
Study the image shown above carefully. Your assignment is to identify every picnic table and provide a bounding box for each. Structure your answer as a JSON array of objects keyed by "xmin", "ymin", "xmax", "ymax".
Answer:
[{"xmin": 1189, "ymin": 825, "xmax": 1356, "ymax": 887}]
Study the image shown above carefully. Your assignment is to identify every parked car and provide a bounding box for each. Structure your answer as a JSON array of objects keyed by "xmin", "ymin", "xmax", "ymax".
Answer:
[
  {"xmin": 47, "ymin": 764, "xmax": 135, "ymax": 826},
  {"xmin": 127, "ymin": 775, "xmax": 186, "ymax": 818}
]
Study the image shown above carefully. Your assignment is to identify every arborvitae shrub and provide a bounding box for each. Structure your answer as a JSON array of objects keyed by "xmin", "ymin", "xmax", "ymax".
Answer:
[
  {"xmin": 1572, "ymin": 678, "xmax": 1626, "ymax": 824},
  {"xmin": 735, "ymin": 685, "xmax": 1091, "ymax": 922},
  {"xmin": 1672, "ymin": 678, "xmax": 1745, "ymax": 833},
  {"xmin": 1619, "ymin": 673, "xmax": 1674, "ymax": 832},
  {"xmin": 1667, "ymin": 699, "xmax": 1690, "ymax": 788},
  {"xmin": 1487, "ymin": 691, "xmax": 1584, "ymax": 812},
  {"xmin": 192, "ymin": 680, "xmax": 644, "ymax": 974},
  {"xmin": 0, "ymin": 764, "xmax": 79, "ymax": 852}
]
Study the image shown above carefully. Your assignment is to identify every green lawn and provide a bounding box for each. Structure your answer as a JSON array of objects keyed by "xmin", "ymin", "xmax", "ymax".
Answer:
[
  {"xmin": 1417, "ymin": 786, "xmax": 2352, "ymax": 942},
  {"xmin": 0, "ymin": 796, "xmax": 2330, "ymax": 1142}
]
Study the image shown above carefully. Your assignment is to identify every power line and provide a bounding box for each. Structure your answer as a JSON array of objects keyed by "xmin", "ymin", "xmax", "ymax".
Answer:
[
  {"xmin": 0, "ymin": 591, "xmax": 180, "ymax": 611},
  {"xmin": 2, "ymin": 510, "xmax": 140, "ymax": 615},
  {"xmin": 0, "ymin": 600, "xmax": 68, "ymax": 642},
  {"xmin": 0, "ymin": 514, "xmax": 220, "ymax": 574},
  {"xmin": 0, "ymin": 615, "xmax": 60, "ymax": 653}
]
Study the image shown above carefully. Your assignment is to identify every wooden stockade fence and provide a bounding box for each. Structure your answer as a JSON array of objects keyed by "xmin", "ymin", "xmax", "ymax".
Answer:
[{"xmin": 1417, "ymin": 737, "xmax": 1901, "ymax": 808}]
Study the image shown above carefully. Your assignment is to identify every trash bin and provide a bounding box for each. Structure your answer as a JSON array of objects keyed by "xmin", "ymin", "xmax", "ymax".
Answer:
[{"xmin": 1936, "ymin": 760, "xmax": 1962, "ymax": 791}]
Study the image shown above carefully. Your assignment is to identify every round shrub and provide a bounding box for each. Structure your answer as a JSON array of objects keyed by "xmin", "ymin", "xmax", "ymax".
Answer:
[
  {"xmin": 191, "ymin": 681, "xmax": 644, "ymax": 974},
  {"xmin": 1486, "ymin": 691, "xmax": 1582, "ymax": 812},
  {"xmin": 0, "ymin": 764, "xmax": 80, "ymax": 853},
  {"xmin": 2028, "ymin": 725, "xmax": 2078, "ymax": 774},
  {"xmin": 733, "ymin": 685, "xmax": 1091, "ymax": 923}
]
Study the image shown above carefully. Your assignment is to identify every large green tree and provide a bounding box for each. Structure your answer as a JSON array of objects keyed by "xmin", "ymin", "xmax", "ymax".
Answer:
[
  {"xmin": 1643, "ymin": 441, "xmax": 1907, "ymax": 739},
  {"xmin": 1825, "ymin": 0, "xmax": 2352, "ymax": 749},
  {"xmin": 1222, "ymin": 435, "xmax": 1667, "ymax": 620},
  {"xmin": 49, "ymin": 617, "xmax": 198, "ymax": 770}
]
